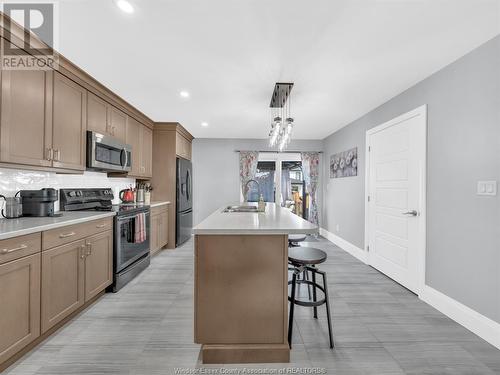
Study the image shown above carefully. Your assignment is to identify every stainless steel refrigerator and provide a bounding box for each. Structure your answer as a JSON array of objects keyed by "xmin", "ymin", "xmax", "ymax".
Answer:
[{"xmin": 176, "ymin": 157, "xmax": 193, "ymax": 246}]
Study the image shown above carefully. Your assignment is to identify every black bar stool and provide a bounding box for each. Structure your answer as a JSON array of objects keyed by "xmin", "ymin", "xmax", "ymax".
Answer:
[
  {"xmin": 288, "ymin": 234, "xmax": 307, "ymax": 247},
  {"xmin": 288, "ymin": 246, "xmax": 334, "ymax": 349}
]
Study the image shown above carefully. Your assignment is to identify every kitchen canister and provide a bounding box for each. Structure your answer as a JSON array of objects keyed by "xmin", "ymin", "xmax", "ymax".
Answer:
[
  {"xmin": 136, "ymin": 189, "xmax": 145, "ymax": 203},
  {"xmin": 0, "ymin": 195, "xmax": 23, "ymax": 219}
]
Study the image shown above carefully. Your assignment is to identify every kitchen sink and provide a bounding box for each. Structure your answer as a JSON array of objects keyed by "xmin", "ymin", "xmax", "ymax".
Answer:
[{"xmin": 222, "ymin": 205, "xmax": 259, "ymax": 213}]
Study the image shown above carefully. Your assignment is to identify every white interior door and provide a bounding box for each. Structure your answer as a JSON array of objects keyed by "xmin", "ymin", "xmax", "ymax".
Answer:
[{"xmin": 366, "ymin": 106, "xmax": 426, "ymax": 294}]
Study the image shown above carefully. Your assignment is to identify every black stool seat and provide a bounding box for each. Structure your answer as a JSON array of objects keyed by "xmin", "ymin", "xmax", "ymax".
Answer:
[
  {"xmin": 288, "ymin": 234, "xmax": 307, "ymax": 243},
  {"xmin": 288, "ymin": 247, "xmax": 327, "ymax": 265}
]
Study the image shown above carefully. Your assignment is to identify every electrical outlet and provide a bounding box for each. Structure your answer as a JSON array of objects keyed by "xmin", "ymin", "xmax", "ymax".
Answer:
[
  {"xmin": 477, "ymin": 181, "xmax": 497, "ymax": 196},
  {"xmin": 336, "ymin": 224, "xmax": 340, "ymax": 232}
]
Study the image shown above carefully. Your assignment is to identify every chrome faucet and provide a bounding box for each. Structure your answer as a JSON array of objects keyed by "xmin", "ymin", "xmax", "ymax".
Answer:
[{"xmin": 244, "ymin": 179, "xmax": 261, "ymax": 202}]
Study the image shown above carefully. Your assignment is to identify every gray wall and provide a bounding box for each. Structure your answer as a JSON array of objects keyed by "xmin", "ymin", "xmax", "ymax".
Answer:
[
  {"xmin": 322, "ymin": 35, "xmax": 500, "ymax": 323},
  {"xmin": 192, "ymin": 138, "xmax": 323, "ymax": 226}
]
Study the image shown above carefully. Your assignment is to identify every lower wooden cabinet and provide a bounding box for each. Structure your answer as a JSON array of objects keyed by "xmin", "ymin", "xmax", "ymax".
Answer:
[
  {"xmin": 159, "ymin": 210, "xmax": 169, "ymax": 247},
  {"xmin": 150, "ymin": 206, "xmax": 169, "ymax": 255},
  {"xmin": 0, "ymin": 253, "xmax": 41, "ymax": 364},
  {"xmin": 41, "ymin": 230, "xmax": 113, "ymax": 333},
  {"xmin": 41, "ymin": 240, "xmax": 85, "ymax": 333},
  {"xmin": 150, "ymin": 214, "xmax": 160, "ymax": 253},
  {"xmin": 84, "ymin": 231, "xmax": 113, "ymax": 301},
  {"xmin": 0, "ymin": 221, "xmax": 113, "ymax": 367}
]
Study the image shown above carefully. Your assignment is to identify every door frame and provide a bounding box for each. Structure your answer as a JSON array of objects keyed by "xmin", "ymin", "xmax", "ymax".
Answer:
[{"xmin": 364, "ymin": 105, "xmax": 427, "ymax": 295}]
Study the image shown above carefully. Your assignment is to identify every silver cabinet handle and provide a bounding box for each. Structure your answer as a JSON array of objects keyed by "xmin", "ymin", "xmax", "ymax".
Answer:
[
  {"xmin": 59, "ymin": 231, "xmax": 76, "ymax": 238},
  {"xmin": 1, "ymin": 244, "xmax": 28, "ymax": 254},
  {"xmin": 80, "ymin": 245, "xmax": 86, "ymax": 259},
  {"xmin": 403, "ymin": 210, "xmax": 418, "ymax": 216},
  {"xmin": 96, "ymin": 223, "xmax": 106, "ymax": 228},
  {"xmin": 46, "ymin": 148, "xmax": 54, "ymax": 161},
  {"xmin": 85, "ymin": 242, "xmax": 92, "ymax": 256},
  {"xmin": 54, "ymin": 149, "xmax": 61, "ymax": 161}
]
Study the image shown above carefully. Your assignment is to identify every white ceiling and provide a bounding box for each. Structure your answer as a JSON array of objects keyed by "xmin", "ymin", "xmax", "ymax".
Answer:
[{"xmin": 57, "ymin": 0, "xmax": 500, "ymax": 139}]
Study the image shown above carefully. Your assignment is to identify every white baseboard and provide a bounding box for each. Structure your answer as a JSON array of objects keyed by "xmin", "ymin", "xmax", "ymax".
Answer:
[
  {"xmin": 319, "ymin": 228, "xmax": 367, "ymax": 264},
  {"xmin": 420, "ymin": 285, "xmax": 500, "ymax": 350}
]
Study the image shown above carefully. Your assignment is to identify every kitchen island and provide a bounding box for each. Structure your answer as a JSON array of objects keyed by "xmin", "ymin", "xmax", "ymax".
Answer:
[{"xmin": 193, "ymin": 203, "xmax": 318, "ymax": 364}]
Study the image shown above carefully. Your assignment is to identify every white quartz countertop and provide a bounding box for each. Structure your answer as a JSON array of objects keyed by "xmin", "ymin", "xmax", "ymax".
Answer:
[
  {"xmin": 0, "ymin": 211, "xmax": 116, "ymax": 240},
  {"xmin": 193, "ymin": 203, "xmax": 318, "ymax": 235}
]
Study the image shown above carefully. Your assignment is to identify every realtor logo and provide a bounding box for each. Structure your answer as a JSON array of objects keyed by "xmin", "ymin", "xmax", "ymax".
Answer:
[{"xmin": 1, "ymin": 1, "xmax": 59, "ymax": 70}]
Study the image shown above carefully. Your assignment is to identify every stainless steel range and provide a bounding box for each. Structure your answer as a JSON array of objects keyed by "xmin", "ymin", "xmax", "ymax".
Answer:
[{"xmin": 60, "ymin": 188, "xmax": 150, "ymax": 292}]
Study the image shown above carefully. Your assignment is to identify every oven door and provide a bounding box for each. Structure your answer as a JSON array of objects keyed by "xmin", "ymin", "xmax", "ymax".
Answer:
[
  {"xmin": 87, "ymin": 131, "xmax": 132, "ymax": 172},
  {"xmin": 114, "ymin": 211, "xmax": 150, "ymax": 272}
]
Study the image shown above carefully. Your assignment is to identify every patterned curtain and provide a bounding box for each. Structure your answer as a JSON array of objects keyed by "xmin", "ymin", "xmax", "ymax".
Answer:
[
  {"xmin": 239, "ymin": 151, "xmax": 259, "ymax": 201},
  {"xmin": 301, "ymin": 152, "xmax": 320, "ymax": 225}
]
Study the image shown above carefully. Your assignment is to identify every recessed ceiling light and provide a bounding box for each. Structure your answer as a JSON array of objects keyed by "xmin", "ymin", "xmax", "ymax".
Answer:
[
  {"xmin": 201, "ymin": 122, "xmax": 209, "ymax": 127},
  {"xmin": 179, "ymin": 91, "xmax": 190, "ymax": 98},
  {"xmin": 115, "ymin": 0, "xmax": 134, "ymax": 14}
]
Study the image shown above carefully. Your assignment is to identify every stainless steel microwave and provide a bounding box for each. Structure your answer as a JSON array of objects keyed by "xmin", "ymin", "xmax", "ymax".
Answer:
[{"xmin": 86, "ymin": 131, "xmax": 132, "ymax": 172}]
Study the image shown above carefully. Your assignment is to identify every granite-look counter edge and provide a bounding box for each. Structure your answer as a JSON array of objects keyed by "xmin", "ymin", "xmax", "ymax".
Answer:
[{"xmin": 0, "ymin": 211, "xmax": 116, "ymax": 241}]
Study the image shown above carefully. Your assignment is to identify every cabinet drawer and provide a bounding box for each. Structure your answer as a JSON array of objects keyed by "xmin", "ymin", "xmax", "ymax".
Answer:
[
  {"xmin": 0, "ymin": 233, "xmax": 41, "ymax": 265},
  {"xmin": 42, "ymin": 217, "xmax": 113, "ymax": 250}
]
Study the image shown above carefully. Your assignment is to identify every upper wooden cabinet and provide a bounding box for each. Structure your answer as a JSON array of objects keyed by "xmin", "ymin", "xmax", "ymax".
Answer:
[
  {"xmin": 142, "ymin": 126, "xmax": 153, "ymax": 177},
  {"xmin": 52, "ymin": 72, "xmax": 87, "ymax": 171},
  {"xmin": 87, "ymin": 92, "xmax": 127, "ymax": 143},
  {"xmin": 0, "ymin": 69, "xmax": 52, "ymax": 167},
  {"xmin": 176, "ymin": 132, "xmax": 192, "ymax": 160},
  {"xmin": 108, "ymin": 106, "xmax": 127, "ymax": 143},
  {"xmin": 126, "ymin": 117, "xmax": 152, "ymax": 179},
  {"xmin": 126, "ymin": 116, "xmax": 142, "ymax": 176},
  {"xmin": 0, "ymin": 70, "xmax": 86, "ymax": 172},
  {"xmin": 86, "ymin": 92, "xmax": 108, "ymax": 135}
]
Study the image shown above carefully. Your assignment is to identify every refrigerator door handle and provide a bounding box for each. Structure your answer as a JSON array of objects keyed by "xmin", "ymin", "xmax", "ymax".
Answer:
[{"xmin": 186, "ymin": 169, "xmax": 191, "ymax": 201}]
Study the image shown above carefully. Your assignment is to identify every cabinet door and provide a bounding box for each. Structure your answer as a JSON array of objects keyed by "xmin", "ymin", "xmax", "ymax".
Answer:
[
  {"xmin": 41, "ymin": 240, "xmax": 85, "ymax": 333},
  {"xmin": 175, "ymin": 132, "xmax": 191, "ymax": 160},
  {"xmin": 126, "ymin": 117, "xmax": 143, "ymax": 177},
  {"xmin": 0, "ymin": 253, "xmax": 40, "ymax": 364},
  {"xmin": 0, "ymin": 69, "xmax": 52, "ymax": 167},
  {"xmin": 52, "ymin": 72, "xmax": 87, "ymax": 171},
  {"xmin": 142, "ymin": 126, "xmax": 153, "ymax": 177},
  {"xmin": 160, "ymin": 210, "xmax": 169, "ymax": 248},
  {"xmin": 150, "ymin": 214, "xmax": 160, "ymax": 254},
  {"xmin": 175, "ymin": 132, "xmax": 186, "ymax": 159},
  {"xmin": 108, "ymin": 106, "xmax": 127, "ymax": 143},
  {"xmin": 84, "ymin": 231, "xmax": 113, "ymax": 301},
  {"xmin": 87, "ymin": 92, "xmax": 108, "ymax": 135}
]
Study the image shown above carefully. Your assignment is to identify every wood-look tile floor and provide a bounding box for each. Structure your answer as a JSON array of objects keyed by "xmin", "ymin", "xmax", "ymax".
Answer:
[{"xmin": 5, "ymin": 237, "xmax": 500, "ymax": 375}]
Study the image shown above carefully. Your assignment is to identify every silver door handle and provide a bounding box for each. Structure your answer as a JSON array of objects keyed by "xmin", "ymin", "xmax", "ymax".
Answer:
[{"xmin": 403, "ymin": 210, "xmax": 418, "ymax": 216}]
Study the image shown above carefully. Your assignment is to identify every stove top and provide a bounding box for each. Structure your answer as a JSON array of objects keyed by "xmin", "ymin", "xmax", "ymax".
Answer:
[{"xmin": 59, "ymin": 188, "xmax": 150, "ymax": 216}]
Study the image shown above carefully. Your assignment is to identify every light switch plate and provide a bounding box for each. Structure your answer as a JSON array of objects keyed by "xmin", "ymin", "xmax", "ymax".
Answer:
[{"xmin": 477, "ymin": 181, "xmax": 497, "ymax": 196}]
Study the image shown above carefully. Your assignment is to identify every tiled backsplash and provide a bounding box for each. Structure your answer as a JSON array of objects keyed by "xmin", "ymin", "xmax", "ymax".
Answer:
[{"xmin": 0, "ymin": 168, "xmax": 136, "ymax": 211}]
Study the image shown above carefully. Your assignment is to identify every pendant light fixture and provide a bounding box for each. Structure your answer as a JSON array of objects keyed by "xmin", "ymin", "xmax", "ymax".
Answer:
[{"xmin": 268, "ymin": 83, "xmax": 294, "ymax": 151}]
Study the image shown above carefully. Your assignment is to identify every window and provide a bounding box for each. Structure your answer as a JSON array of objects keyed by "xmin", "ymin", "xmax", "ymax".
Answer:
[
  {"xmin": 243, "ymin": 153, "xmax": 306, "ymax": 218},
  {"xmin": 246, "ymin": 161, "xmax": 276, "ymax": 202}
]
